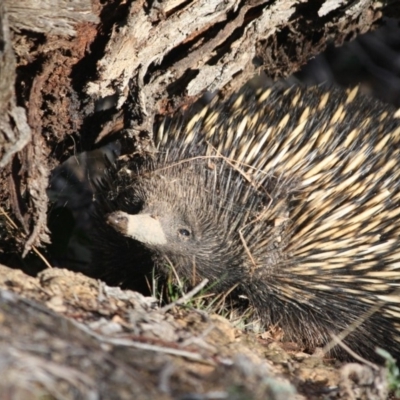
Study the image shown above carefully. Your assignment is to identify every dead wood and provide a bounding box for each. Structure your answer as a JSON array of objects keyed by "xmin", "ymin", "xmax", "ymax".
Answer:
[{"xmin": 0, "ymin": 264, "xmax": 302, "ymax": 400}]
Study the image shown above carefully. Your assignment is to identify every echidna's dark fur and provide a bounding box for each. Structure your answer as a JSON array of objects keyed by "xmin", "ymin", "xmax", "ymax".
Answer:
[{"xmin": 91, "ymin": 85, "xmax": 400, "ymax": 362}]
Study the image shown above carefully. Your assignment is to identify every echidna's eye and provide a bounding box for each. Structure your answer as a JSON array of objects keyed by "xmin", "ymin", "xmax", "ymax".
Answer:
[{"xmin": 178, "ymin": 228, "xmax": 191, "ymax": 238}]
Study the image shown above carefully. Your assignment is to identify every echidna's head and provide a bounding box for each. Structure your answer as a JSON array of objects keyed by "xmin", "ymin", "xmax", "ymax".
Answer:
[{"xmin": 102, "ymin": 156, "xmax": 291, "ymax": 291}]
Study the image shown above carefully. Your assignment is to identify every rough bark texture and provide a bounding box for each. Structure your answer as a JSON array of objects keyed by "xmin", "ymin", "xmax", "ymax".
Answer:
[{"xmin": 0, "ymin": 264, "xmax": 389, "ymax": 399}]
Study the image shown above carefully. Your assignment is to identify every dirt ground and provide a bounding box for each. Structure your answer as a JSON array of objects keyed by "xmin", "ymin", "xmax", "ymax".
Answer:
[{"xmin": 0, "ymin": 263, "xmax": 391, "ymax": 400}]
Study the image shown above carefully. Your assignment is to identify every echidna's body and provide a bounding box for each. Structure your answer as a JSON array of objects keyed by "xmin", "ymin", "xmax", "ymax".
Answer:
[{"xmin": 92, "ymin": 85, "xmax": 400, "ymax": 362}]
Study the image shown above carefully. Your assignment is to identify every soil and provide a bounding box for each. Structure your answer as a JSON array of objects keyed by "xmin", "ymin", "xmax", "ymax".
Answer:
[{"xmin": 0, "ymin": 263, "xmax": 391, "ymax": 399}]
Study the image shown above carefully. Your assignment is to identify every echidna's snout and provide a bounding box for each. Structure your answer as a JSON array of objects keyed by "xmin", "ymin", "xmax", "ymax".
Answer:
[
  {"xmin": 107, "ymin": 211, "xmax": 168, "ymax": 246},
  {"xmin": 106, "ymin": 211, "xmax": 128, "ymax": 234}
]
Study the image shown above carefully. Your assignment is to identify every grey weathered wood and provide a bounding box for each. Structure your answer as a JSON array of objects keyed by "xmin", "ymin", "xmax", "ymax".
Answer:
[
  {"xmin": 86, "ymin": 0, "xmax": 384, "ymax": 138},
  {"xmin": 0, "ymin": 3, "xmax": 31, "ymax": 169},
  {"xmin": 7, "ymin": 0, "xmax": 98, "ymax": 36}
]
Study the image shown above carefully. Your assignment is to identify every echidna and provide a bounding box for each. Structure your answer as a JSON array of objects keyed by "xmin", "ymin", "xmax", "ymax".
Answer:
[{"xmin": 91, "ymin": 84, "xmax": 400, "ymax": 362}]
